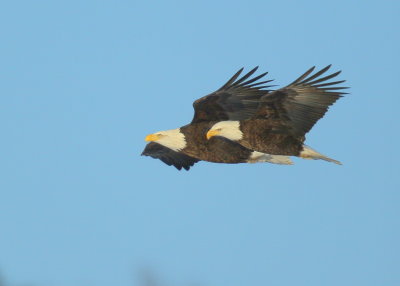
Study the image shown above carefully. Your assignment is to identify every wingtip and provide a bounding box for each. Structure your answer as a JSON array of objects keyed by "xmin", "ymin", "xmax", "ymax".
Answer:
[{"xmin": 245, "ymin": 66, "xmax": 259, "ymax": 76}]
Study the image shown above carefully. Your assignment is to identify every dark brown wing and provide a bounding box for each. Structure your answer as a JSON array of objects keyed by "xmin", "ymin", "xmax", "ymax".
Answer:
[
  {"xmin": 191, "ymin": 67, "xmax": 274, "ymax": 124},
  {"xmin": 141, "ymin": 142, "xmax": 200, "ymax": 171},
  {"xmin": 256, "ymin": 65, "xmax": 348, "ymax": 137}
]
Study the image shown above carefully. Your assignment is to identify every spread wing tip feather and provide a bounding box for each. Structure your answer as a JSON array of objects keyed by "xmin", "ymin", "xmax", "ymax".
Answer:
[
  {"xmin": 293, "ymin": 65, "xmax": 346, "ymax": 88},
  {"xmin": 218, "ymin": 66, "xmax": 271, "ymax": 91},
  {"xmin": 219, "ymin": 67, "xmax": 245, "ymax": 90},
  {"xmin": 258, "ymin": 65, "xmax": 347, "ymax": 137},
  {"xmin": 289, "ymin": 66, "xmax": 316, "ymax": 85},
  {"xmin": 191, "ymin": 66, "xmax": 273, "ymax": 123}
]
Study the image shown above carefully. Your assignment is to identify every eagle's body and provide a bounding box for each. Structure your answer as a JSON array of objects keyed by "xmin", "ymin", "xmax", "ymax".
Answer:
[
  {"xmin": 179, "ymin": 122, "xmax": 252, "ymax": 163},
  {"xmin": 142, "ymin": 65, "xmax": 347, "ymax": 170},
  {"xmin": 142, "ymin": 121, "xmax": 292, "ymax": 170},
  {"xmin": 237, "ymin": 118, "xmax": 304, "ymax": 155}
]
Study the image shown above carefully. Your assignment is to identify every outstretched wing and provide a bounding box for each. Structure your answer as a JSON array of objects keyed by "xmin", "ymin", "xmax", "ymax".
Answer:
[
  {"xmin": 256, "ymin": 65, "xmax": 348, "ymax": 137},
  {"xmin": 191, "ymin": 67, "xmax": 274, "ymax": 124},
  {"xmin": 141, "ymin": 142, "xmax": 200, "ymax": 171}
]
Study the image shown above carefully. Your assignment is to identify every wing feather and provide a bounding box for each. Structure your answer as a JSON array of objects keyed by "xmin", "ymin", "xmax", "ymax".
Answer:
[
  {"xmin": 229, "ymin": 67, "xmax": 260, "ymax": 87},
  {"xmin": 191, "ymin": 68, "xmax": 273, "ymax": 123},
  {"xmin": 288, "ymin": 66, "xmax": 315, "ymax": 85},
  {"xmin": 257, "ymin": 65, "xmax": 347, "ymax": 137},
  {"xmin": 141, "ymin": 142, "xmax": 199, "ymax": 171},
  {"xmin": 298, "ymin": 65, "xmax": 330, "ymax": 84},
  {"xmin": 218, "ymin": 68, "xmax": 244, "ymax": 90}
]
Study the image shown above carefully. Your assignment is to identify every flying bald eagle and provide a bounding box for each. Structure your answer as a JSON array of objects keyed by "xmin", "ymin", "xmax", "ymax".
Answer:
[
  {"xmin": 206, "ymin": 65, "xmax": 347, "ymax": 164},
  {"xmin": 142, "ymin": 67, "xmax": 293, "ymax": 170},
  {"xmin": 142, "ymin": 65, "xmax": 346, "ymax": 170}
]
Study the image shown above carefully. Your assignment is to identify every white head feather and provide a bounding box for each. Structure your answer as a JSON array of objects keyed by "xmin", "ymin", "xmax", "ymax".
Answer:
[
  {"xmin": 145, "ymin": 128, "xmax": 186, "ymax": 151},
  {"xmin": 208, "ymin": 121, "xmax": 243, "ymax": 141}
]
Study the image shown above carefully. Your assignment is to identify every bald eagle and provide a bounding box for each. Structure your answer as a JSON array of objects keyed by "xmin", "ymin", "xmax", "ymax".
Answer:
[
  {"xmin": 206, "ymin": 65, "xmax": 347, "ymax": 164},
  {"xmin": 142, "ymin": 65, "xmax": 346, "ymax": 170},
  {"xmin": 142, "ymin": 67, "xmax": 293, "ymax": 170}
]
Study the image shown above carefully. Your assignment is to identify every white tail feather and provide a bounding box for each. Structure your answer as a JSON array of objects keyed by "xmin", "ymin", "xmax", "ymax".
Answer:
[
  {"xmin": 247, "ymin": 151, "xmax": 293, "ymax": 165},
  {"xmin": 300, "ymin": 145, "xmax": 342, "ymax": 165}
]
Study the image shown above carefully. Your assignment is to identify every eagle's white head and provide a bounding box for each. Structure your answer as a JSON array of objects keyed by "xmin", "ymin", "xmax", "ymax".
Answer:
[
  {"xmin": 206, "ymin": 121, "xmax": 243, "ymax": 141},
  {"xmin": 145, "ymin": 128, "xmax": 186, "ymax": 151}
]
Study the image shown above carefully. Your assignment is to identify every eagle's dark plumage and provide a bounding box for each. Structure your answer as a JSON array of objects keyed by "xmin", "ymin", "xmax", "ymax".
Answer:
[
  {"xmin": 141, "ymin": 142, "xmax": 199, "ymax": 171},
  {"xmin": 191, "ymin": 67, "xmax": 274, "ymax": 123},
  {"xmin": 256, "ymin": 65, "xmax": 346, "ymax": 138}
]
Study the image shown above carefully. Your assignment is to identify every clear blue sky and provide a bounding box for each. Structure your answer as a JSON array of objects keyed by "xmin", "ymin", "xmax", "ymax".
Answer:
[{"xmin": 0, "ymin": 1, "xmax": 399, "ymax": 286}]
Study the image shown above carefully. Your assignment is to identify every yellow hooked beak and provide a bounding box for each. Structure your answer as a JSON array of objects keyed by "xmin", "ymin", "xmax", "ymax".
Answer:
[
  {"xmin": 206, "ymin": 129, "xmax": 220, "ymax": 140},
  {"xmin": 145, "ymin": 133, "xmax": 160, "ymax": 142}
]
